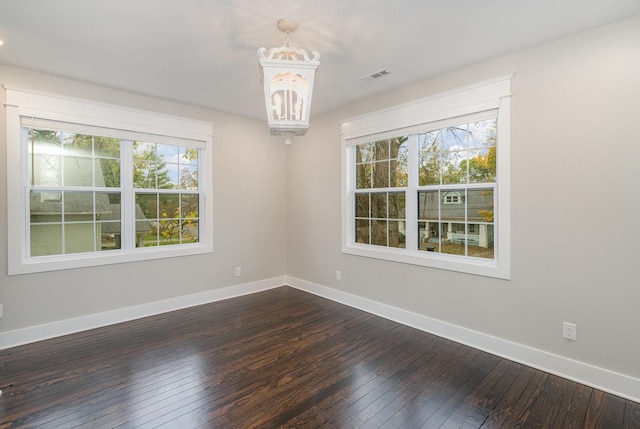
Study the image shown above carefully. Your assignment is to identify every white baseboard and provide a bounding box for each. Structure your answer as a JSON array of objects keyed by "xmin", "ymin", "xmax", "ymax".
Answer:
[
  {"xmin": 286, "ymin": 276, "xmax": 640, "ymax": 403},
  {"xmin": 3, "ymin": 275, "xmax": 638, "ymax": 402},
  {"xmin": 0, "ymin": 276, "xmax": 285, "ymax": 350}
]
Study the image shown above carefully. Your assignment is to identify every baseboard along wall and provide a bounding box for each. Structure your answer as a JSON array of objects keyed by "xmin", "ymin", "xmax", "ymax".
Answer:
[{"xmin": 1, "ymin": 275, "xmax": 638, "ymax": 403}]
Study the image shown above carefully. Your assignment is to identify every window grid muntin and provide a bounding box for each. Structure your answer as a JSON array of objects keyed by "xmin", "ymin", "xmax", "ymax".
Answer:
[
  {"xmin": 25, "ymin": 124, "xmax": 202, "ymax": 259},
  {"xmin": 134, "ymin": 190, "xmax": 200, "ymax": 247},
  {"xmin": 27, "ymin": 127, "xmax": 124, "ymax": 257},
  {"xmin": 417, "ymin": 186, "xmax": 495, "ymax": 259},
  {"xmin": 350, "ymin": 115, "xmax": 497, "ymax": 262},
  {"xmin": 354, "ymin": 190, "xmax": 406, "ymax": 248},
  {"xmin": 355, "ymin": 137, "xmax": 409, "ymax": 190}
]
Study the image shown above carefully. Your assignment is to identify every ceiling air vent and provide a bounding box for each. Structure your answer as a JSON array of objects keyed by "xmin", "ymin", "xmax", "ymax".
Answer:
[{"xmin": 361, "ymin": 69, "xmax": 391, "ymax": 82}]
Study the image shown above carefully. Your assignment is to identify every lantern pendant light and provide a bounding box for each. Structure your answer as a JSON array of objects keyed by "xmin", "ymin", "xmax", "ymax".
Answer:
[{"xmin": 258, "ymin": 18, "xmax": 320, "ymax": 145}]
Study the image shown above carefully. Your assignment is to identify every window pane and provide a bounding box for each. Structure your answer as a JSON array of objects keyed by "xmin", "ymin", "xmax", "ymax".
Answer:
[
  {"xmin": 134, "ymin": 161, "xmax": 158, "ymax": 189},
  {"xmin": 100, "ymin": 221, "xmax": 121, "ymax": 250},
  {"xmin": 31, "ymin": 191, "xmax": 62, "ymax": 222},
  {"xmin": 136, "ymin": 191, "xmax": 200, "ymax": 248},
  {"xmin": 161, "ymin": 163, "xmax": 179, "ymax": 189},
  {"xmin": 182, "ymin": 219, "xmax": 199, "ymax": 244},
  {"xmin": 371, "ymin": 220, "xmax": 387, "ymax": 246},
  {"xmin": 137, "ymin": 233, "xmax": 156, "ymax": 247},
  {"xmin": 442, "ymin": 222, "xmax": 466, "ymax": 256},
  {"xmin": 468, "ymin": 224, "xmax": 494, "ymax": 259},
  {"xmin": 65, "ymin": 222, "xmax": 95, "ymax": 254},
  {"xmin": 157, "ymin": 144, "xmax": 179, "ymax": 190},
  {"xmin": 372, "ymin": 160, "xmax": 389, "ymax": 188},
  {"xmin": 442, "ymin": 126, "xmax": 469, "ymax": 150},
  {"xmin": 374, "ymin": 140, "xmax": 389, "ymax": 159},
  {"xmin": 63, "ymin": 192, "xmax": 94, "ymax": 222},
  {"xmin": 157, "ymin": 144, "xmax": 179, "ymax": 163},
  {"xmin": 418, "ymin": 190, "xmax": 439, "ymax": 220},
  {"xmin": 356, "ymin": 163, "xmax": 372, "ymax": 189},
  {"xmin": 62, "ymin": 132, "xmax": 92, "ymax": 155},
  {"xmin": 94, "ymin": 136, "xmax": 121, "ymax": 158},
  {"xmin": 389, "ymin": 220, "xmax": 405, "ymax": 248},
  {"xmin": 159, "ymin": 194, "xmax": 180, "ymax": 219},
  {"xmin": 62, "ymin": 192, "xmax": 98, "ymax": 254},
  {"xmin": 97, "ymin": 192, "xmax": 122, "ymax": 251},
  {"xmin": 181, "ymin": 195, "xmax": 199, "ymax": 218},
  {"xmin": 440, "ymin": 189, "xmax": 465, "ymax": 222},
  {"xmin": 158, "ymin": 218, "xmax": 180, "ymax": 245},
  {"xmin": 448, "ymin": 223, "xmax": 466, "ymax": 243},
  {"xmin": 438, "ymin": 127, "xmax": 460, "ymax": 184},
  {"xmin": 439, "ymin": 124, "xmax": 472, "ymax": 185},
  {"xmin": 31, "ymin": 149, "xmax": 62, "ymax": 187},
  {"xmin": 63, "ymin": 156, "xmax": 94, "ymax": 186},
  {"xmin": 468, "ymin": 189, "xmax": 494, "ymax": 223},
  {"xmin": 355, "ymin": 219, "xmax": 370, "ymax": 244},
  {"xmin": 371, "ymin": 193, "xmax": 387, "ymax": 218},
  {"xmin": 388, "ymin": 192, "xmax": 405, "ymax": 220},
  {"xmin": 29, "ymin": 190, "xmax": 121, "ymax": 257},
  {"xmin": 136, "ymin": 193, "xmax": 159, "ymax": 248},
  {"xmin": 356, "ymin": 142, "xmax": 374, "ymax": 163},
  {"xmin": 419, "ymin": 221, "xmax": 440, "ymax": 252},
  {"xmin": 136, "ymin": 193, "xmax": 158, "ymax": 219},
  {"xmin": 97, "ymin": 158, "xmax": 121, "ymax": 187},
  {"xmin": 30, "ymin": 224, "xmax": 62, "ymax": 256},
  {"xmin": 468, "ymin": 118, "xmax": 497, "ymax": 150},
  {"xmin": 390, "ymin": 137, "xmax": 408, "ymax": 187},
  {"xmin": 180, "ymin": 165, "xmax": 198, "ymax": 190},
  {"xmin": 136, "ymin": 219, "xmax": 156, "ymax": 247},
  {"xmin": 442, "ymin": 149, "xmax": 466, "ymax": 184},
  {"xmin": 355, "ymin": 193, "xmax": 370, "ymax": 218},
  {"xmin": 156, "ymin": 194, "xmax": 181, "ymax": 246},
  {"xmin": 180, "ymin": 147, "xmax": 199, "ymax": 165},
  {"xmin": 418, "ymin": 132, "xmax": 440, "ymax": 186},
  {"xmin": 133, "ymin": 142, "xmax": 156, "ymax": 161}
]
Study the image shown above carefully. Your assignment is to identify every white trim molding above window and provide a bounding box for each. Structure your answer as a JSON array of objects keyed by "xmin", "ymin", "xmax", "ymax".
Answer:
[
  {"xmin": 5, "ymin": 87, "xmax": 214, "ymax": 275},
  {"xmin": 341, "ymin": 76, "xmax": 512, "ymax": 279}
]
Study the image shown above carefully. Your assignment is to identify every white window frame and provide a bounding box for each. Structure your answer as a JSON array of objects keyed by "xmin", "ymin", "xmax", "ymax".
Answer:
[
  {"xmin": 341, "ymin": 76, "xmax": 512, "ymax": 279},
  {"xmin": 5, "ymin": 87, "xmax": 214, "ymax": 275}
]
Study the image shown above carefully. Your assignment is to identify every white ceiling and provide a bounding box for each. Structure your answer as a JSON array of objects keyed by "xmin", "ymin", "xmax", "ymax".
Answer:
[{"xmin": 1, "ymin": 1, "xmax": 639, "ymax": 120}]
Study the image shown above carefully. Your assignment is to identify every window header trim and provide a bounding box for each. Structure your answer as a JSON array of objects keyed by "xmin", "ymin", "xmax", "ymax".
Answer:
[
  {"xmin": 6, "ymin": 87, "xmax": 213, "ymax": 145},
  {"xmin": 341, "ymin": 75, "xmax": 512, "ymax": 142}
]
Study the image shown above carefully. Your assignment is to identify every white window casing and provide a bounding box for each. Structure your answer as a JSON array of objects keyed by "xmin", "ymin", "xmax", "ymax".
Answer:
[
  {"xmin": 341, "ymin": 76, "xmax": 512, "ymax": 279},
  {"xmin": 5, "ymin": 87, "xmax": 214, "ymax": 275}
]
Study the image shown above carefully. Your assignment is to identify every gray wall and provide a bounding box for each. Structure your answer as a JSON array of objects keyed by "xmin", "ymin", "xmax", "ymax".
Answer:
[
  {"xmin": 286, "ymin": 15, "xmax": 640, "ymax": 379},
  {"xmin": 0, "ymin": 65, "xmax": 288, "ymax": 331}
]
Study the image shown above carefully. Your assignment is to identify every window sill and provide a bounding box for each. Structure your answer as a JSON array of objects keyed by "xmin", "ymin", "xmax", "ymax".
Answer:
[
  {"xmin": 342, "ymin": 243, "xmax": 510, "ymax": 280},
  {"xmin": 9, "ymin": 243, "xmax": 213, "ymax": 276}
]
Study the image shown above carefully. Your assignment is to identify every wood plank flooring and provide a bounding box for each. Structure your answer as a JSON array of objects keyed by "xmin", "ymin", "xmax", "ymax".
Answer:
[{"xmin": 1, "ymin": 286, "xmax": 638, "ymax": 428}]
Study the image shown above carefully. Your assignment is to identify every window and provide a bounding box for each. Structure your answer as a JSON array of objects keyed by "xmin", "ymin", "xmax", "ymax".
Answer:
[
  {"xmin": 341, "ymin": 77, "xmax": 511, "ymax": 279},
  {"xmin": 443, "ymin": 192, "xmax": 462, "ymax": 204},
  {"xmin": 6, "ymin": 88, "xmax": 213, "ymax": 275},
  {"xmin": 355, "ymin": 138, "xmax": 408, "ymax": 248}
]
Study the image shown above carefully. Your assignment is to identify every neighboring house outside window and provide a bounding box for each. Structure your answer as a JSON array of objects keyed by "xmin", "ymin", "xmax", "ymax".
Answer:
[
  {"xmin": 341, "ymin": 77, "xmax": 512, "ymax": 279},
  {"xmin": 5, "ymin": 88, "xmax": 213, "ymax": 275},
  {"xmin": 442, "ymin": 192, "xmax": 462, "ymax": 204}
]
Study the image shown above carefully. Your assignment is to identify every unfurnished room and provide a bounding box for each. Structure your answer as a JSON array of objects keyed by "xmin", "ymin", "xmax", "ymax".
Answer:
[{"xmin": 1, "ymin": 1, "xmax": 640, "ymax": 427}]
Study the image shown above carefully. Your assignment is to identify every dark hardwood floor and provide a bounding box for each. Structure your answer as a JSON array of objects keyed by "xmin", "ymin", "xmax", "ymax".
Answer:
[{"xmin": 1, "ymin": 286, "xmax": 638, "ymax": 428}]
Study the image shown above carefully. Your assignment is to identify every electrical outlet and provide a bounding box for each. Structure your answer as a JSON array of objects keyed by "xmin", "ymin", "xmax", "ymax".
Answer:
[
  {"xmin": 336, "ymin": 270, "xmax": 341, "ymax": 281},
  {"xmin": 235, "ymin": 266, "xmax": 241, "ymax": 277},
  {"xmin": 563, "ymin": 322, "xmax": 577, "ymax": 341}
]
